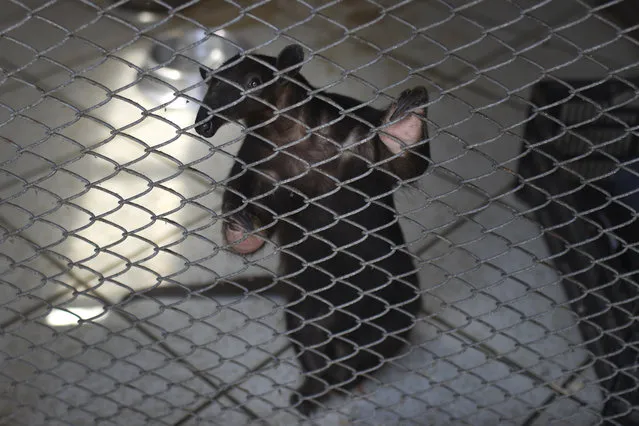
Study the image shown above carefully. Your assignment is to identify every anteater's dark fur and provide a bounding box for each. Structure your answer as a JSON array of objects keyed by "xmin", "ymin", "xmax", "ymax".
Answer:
[{"xmin": 126, "ymin": 44, "xmax": 431, "ymax": 415}]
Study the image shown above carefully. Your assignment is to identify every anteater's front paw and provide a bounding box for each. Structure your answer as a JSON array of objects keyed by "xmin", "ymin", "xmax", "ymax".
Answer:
[
  {"xmin": 379, "ymin": 87, "xmax": 428, "ymax": 154},
  {"xmin": 223, "ymin": 214, "xmax": 266, "ymax": 254},
  {"xmin": 390, "ymin": 86, "xmax": 429, "ymax": 121}
]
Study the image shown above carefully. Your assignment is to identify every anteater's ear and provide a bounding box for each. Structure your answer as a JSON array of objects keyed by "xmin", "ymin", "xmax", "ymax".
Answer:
[
  {"xmin": 199, "ymin": 67, "xmax": 208, "ymax": 80},
  {"xmin": 276, "ymin": 44, "xmax": 304, "ymax": 78}
]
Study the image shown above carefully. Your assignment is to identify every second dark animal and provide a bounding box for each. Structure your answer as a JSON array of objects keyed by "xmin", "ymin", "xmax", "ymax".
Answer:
[{"xmin": 128, "ymin": 44, "xmax": 431, "ymax": 416}]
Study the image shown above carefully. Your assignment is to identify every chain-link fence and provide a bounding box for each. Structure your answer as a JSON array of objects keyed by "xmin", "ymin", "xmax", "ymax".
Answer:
[{"xmin": 2, "ymin": 0, "xmax": 639, "ymax": 424}]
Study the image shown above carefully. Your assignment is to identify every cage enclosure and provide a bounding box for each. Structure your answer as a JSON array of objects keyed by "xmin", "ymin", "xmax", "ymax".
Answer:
[{"xmin": 2, "ymin": 0, "xmax": 639, "ymax": 425}]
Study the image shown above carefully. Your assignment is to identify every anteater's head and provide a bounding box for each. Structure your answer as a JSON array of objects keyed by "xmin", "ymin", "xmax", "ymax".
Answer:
[{"xmin": 194, "ymin": 44, "xmax": 305, "ymax": 138}]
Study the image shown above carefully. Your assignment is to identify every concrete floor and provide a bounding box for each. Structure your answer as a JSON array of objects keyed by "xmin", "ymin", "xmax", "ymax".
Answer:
[{"xmin": 1, "ymin": 0, "xmax": 636, "ymax": 424}]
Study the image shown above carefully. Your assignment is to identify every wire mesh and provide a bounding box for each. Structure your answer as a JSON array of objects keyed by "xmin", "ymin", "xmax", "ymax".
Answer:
[{"xmin": 1, "ymin": 0, "xmax": 639, "ymax": 425}]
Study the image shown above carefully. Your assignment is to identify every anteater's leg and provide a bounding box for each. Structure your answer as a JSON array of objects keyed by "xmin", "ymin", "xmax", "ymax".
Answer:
[{"xmin": 286, "ymin": 305, "xmax": 337, "ymax": 416}]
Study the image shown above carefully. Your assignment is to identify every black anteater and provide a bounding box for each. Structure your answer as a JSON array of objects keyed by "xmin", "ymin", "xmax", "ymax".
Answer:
[{"xmin": 127, "ymin": 44, "xmax": 431, "ymax": 416}]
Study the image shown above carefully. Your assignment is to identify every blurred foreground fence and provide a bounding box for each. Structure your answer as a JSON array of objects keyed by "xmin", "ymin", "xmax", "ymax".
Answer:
[{"xmin": 2, "ymin": 0, "xmax": 639, "ymax": 425}]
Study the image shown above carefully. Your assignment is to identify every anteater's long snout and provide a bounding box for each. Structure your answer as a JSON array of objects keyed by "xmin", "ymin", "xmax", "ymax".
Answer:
[
  {"xmin": 195, "ymin": 119, "xmax": 214, "ymax": 137},
  {"xmin": 194, "ymin": 104, "xmax": 225, "ymax": 138}
]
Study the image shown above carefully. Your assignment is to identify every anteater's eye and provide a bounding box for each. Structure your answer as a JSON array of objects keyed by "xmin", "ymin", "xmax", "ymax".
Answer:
[{"xmin": 247, "ymin": 77, "xmax": 261, "ymax": 89}]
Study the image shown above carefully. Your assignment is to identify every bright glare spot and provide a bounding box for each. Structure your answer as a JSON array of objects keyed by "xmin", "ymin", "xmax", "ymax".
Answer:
[
  {"xmin": 209, "ymin": 49, "xmax": 223, "ymax": 63},
  {"xmin": 46, "ymin": 307, "xmax": 107, "ymax": 327},
  {"xmin": 216, "ymin": 29, "xmax": 227, "ymax": 38},
  {"xmin": 138, "ymin": 11, "xmax": 156, "ymax": 23},
  {"xmin": 156, "ymin": 67, "xmax": 182, "ymax": 81}
]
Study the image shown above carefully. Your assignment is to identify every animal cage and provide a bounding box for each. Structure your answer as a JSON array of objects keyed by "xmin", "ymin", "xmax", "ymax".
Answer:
[{"xmin": 2, "ymin": 0, "xmax": 639, "ymax": 425}]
